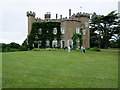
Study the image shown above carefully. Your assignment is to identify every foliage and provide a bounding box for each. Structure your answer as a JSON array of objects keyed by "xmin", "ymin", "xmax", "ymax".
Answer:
[
  {"xmin": 0, "ymin": 43, "xmax": 6, "ymax": 52},
  {"xmin": 22, "ymin": 39, "xmax": 29, "ymax": 49},
  {"xmin": 90, "ymin": 29, "xmax": 99, "ymax": 47},
  {"xmin": 90, "ymin": 47, "xmax": 101, "ymax": 52},
  {"xmin": 18, "ymin": 46, "xmax": 28, "ymax": 51},
  {"xmin": 72, "ymin": 33, "xmax": 77, "ymax": 49},
  {"xmin": 72, "ymin": 31, "xmax": 83, "ymax": 49},
  {"xmin": 0, "ymin": 42, "xmax": 28, "ymax": 52},
  {"xmin": 9, "ymin": 42, "xmax": 20, "ymax": 49},
  {"xmin": 27, "ymin": 22, "xmax": 61, "ymax": 49},
  {"xmin": 110, "ymin": 40, "xmax": 119, "ymax": 48},
  {"xmin": 90, "ymin": 11, "xmax": 120, "ymax": 49}
]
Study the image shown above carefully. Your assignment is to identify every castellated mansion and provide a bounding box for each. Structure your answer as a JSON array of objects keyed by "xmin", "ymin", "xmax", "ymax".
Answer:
[{"xmin": 26, "ymin": 9, "xmax": 90, "ymax": 49}]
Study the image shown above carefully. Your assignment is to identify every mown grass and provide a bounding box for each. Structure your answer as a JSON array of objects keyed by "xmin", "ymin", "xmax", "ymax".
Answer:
[
  {"xmin": 2, "ymin": 49, "xmax": 118, "ymax": 88},
  {"xmin": 0, "ymin": 53, "xmax": 2, "ymax": 89}
]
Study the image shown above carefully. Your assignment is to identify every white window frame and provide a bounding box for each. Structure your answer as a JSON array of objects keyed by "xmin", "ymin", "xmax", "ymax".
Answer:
[
  {"xmin": 76, "ymin": 27, "xmax": 80, "ymax": 34},
  {"xmin": 61, "ymin": 27, "xmax": 65, "ymax": 34},
  {"xmin": 52, "ymin": 39, "xmax": 57, "ymax": 47},
  {"xmin": 53, "ymin": 27, "xmax": 57, "ymax": 35}
]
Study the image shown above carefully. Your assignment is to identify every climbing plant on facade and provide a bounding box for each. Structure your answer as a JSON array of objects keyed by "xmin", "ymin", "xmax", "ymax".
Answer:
[
  {"xmin": 72, "ymin": 30, "xmax": 83, "ymax": 49},
  {"xmin": 27, "ymin": 22, "xmax": 61, "ymax": 49}
]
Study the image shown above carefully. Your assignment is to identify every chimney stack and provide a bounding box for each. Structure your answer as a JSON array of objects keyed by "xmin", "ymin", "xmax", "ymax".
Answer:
[
  {"xmin": 60, "ymin": 15, "xmax": 62, "ymax": 19},
  {"xmin": 56, "ymin": 14, "xmax": 58, "ymax": 19},
  {"xmin": 69, "ymin": 9, "xmax": 71, "ymax": 17}
]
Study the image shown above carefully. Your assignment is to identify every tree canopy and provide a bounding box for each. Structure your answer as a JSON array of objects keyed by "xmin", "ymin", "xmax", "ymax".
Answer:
[{"xmin": 90, "ymin": 11, "xmax": 120, "ymax": 49}]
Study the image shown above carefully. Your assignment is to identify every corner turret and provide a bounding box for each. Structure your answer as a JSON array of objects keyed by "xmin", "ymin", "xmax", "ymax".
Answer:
[
  {"xmin": 26, "ymin": 11, "xmax": 36, "ymax": 35},
  {"xmin": 27, "ymin": 11, "xmax": 36, "ymax": 17}
]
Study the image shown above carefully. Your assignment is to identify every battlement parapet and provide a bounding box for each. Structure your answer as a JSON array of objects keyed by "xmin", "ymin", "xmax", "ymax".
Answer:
[
  {"xmin": 27, "ymin": 11, "xmax": 36, "ymax": 17},
  {"xmin": 70, "ymin": 12, "xmax": 90, "ymax": 18},
  {"xmin": 35, "ymin": 17, "xmax": 41, "ymax": 22},
  {"xmin": 60, "ymin": 17, "xmax": 81, "ymax": 22},
  {"xmin": 34, "ymin": 18, "xmax": 60, "ymax": 23},
  {"xmin": 75, "ymin": 12, "xmax": 90, "ymax": 18}
]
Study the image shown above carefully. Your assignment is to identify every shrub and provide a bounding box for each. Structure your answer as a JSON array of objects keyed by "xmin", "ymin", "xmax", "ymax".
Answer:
[
  {"xmin": 19, "ymin": 46, "xmax": 28, "ymax": 51},
  {"xmin": 90, "ymin": 47, "xmax": 100, "ymax": 52},
  {"xmin": 33, "ymin": 48, "xmax": 41, "ymax": 51}
]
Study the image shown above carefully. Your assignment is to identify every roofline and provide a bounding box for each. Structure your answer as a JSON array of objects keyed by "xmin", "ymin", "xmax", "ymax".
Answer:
[{"xmin": 60, "ymin": 19, "xmax": 81, "ymax": 22}]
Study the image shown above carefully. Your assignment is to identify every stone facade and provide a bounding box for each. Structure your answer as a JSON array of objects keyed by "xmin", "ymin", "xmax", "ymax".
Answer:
[
  {"xmin": 118, "ymin": 1, "xmax": 120, "ymax": 13},
  {"xmin": 26, "ymin": 9, "xmax": 90, "ymax": 48},
  {"xmin": 118, "ymin": 1, "xmax": 120, "ymax": 18}
]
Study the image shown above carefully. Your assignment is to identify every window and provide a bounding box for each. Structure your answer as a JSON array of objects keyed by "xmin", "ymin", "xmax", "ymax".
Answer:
[
  {"xmin": 83, "ymin": 29, "xmax": 86, "ymax": 35},
  {"xmin": 85, "ymin": 22, "xmax": 89, "ymax": 28},
  {"xmin": 76, "ymin": 27, "xmax": 80, "ymax": 34},
  {"xmin": 61, "ymin": 40, "xmax": 65, "ymax": 48},
  {"xmin": 52, "ymin": 39, "xmax": 57, "ymax": 48},
  {"xmin": 53, "ymin": 27, "xmax": 57, "ymax": 35},
  {"xmin": 38, "ymin": 28, "xmax": 42, "ymax": 34},
  {"xmin": 46, "ymin": 40, "xmax": 50, "ymax": 47},
  {"xmin": 61, "ymin": 27, "xmax": 65, "ymax": 34},
  {"xmin": 35, "ymin": 35, "xmax": 39, "ymax": 40},
  {"xmin": 38, "ymin": 41, "xmax": 41, "ymax": 48}
]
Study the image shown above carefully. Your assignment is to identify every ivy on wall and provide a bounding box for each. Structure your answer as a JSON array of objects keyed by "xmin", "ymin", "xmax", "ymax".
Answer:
[
  {"xmin": 28, "ymin": 22, "xmax": 61, "ymax": 49},
  {"xmin": 72, "ymin": 30, "xmax": 83, "ymax": 49}
]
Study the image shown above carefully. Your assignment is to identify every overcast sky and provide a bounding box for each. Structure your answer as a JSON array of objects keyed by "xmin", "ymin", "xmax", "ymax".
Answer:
[{"xmin": 0, "ymin": 0, "xmax": 119, "ymax": 45}]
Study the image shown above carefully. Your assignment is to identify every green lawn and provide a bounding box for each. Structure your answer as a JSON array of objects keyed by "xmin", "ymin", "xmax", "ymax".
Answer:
[
  {"xmin": 0, "ymin": 53, "xmax": 2, "ymax": 89},
  {"xmin": 2, "ymin": 49, "xmax": 118, "ymax": 88}
]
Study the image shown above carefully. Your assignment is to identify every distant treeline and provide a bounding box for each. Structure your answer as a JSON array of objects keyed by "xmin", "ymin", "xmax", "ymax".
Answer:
[{"xmin": 0, "ymin": 42, "xmax": 28, "ymax": 52}]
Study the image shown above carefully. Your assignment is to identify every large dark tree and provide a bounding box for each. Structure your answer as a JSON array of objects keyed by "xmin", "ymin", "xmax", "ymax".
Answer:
[{"xmin": 90, "ymin": 11, "xmax": 120, "ymax": 49}]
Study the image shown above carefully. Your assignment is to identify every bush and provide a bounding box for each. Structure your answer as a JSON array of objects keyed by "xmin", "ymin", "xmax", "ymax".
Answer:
[
  {"xmin": 19, "ymin": 46, "xmax": 28, "ymax": 51},
  {"xmin": 90, "ymin": 47, "xmax": 100, "ymax": 52},
  {"xmin": 33, "ymin": 48, "xmax": 41, "ymax": 51},
  {"xmin": 10, "ymin": 48, "xmax": 18, "ymax": 52},
  {"xmin": 3, "ymin": 47, "xmax": 11, "ymax": 52},
  {"xmin": 110, "ymin": 40, "xmax": 119, "ymax": 48}
]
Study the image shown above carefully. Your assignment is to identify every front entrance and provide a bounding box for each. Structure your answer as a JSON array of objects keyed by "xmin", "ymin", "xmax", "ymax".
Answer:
[{"xmin": 61, "ymin": 40, "xmax": 65, "ymax": 48}]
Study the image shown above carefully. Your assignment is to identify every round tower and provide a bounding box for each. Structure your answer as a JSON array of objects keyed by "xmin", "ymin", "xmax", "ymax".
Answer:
[
  {"xmin": 74, "ymin": 12, "xmax": 90, "ymax": 48},
  {"xmin": 26, "ymin": 11, "xmax": 36, "ymax": 35},
  {"xmin": 79, "ymin": 12, "xmax": 90, "ymax": 48}
]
